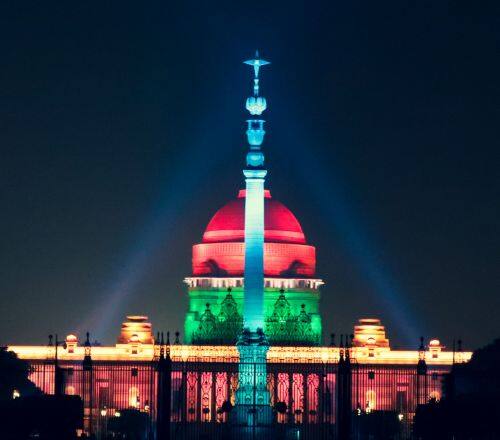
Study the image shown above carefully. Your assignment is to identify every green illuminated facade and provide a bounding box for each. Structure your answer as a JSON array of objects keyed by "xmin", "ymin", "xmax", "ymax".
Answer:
[{"xmin": 184, "ymin": 282, "xmax": 323, "ymax": 345}]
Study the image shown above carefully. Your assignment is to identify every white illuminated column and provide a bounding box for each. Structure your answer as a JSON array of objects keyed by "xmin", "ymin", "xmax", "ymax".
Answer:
[
  {"xmin": 235, "ymin": 52, "xmax": 272, "ymax": 425},
  {"xmin": 242, "ymin": 52, "xmax": 269, "ymax": 332},
  {"xmin": 242, "ymin": 168, "xmax": 267, "ymax": 331}
]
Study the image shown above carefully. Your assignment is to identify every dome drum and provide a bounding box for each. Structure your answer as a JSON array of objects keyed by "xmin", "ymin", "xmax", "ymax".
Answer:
[{"xmin": 192, "ymin": 242, "xmax": 316, "ymax": 277}]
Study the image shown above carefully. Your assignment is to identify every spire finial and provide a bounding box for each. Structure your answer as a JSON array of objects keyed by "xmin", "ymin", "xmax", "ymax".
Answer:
[
  {"xmin": 244, "ymin": 50, "xmax": 270, "ymax": 83},
  {"xmin": 243, "ymin": 52, "xmax": 270, "ymax": 168}
]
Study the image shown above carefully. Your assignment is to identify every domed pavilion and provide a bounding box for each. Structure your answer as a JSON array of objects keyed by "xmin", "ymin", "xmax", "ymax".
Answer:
[{"xmin": 184, "ymin": 189, "xmax": 323, "ymax": 345}]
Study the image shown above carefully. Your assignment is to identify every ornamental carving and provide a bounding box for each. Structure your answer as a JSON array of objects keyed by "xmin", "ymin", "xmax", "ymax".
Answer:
[{"xmin": 192, "ymin": 289, "xmax": 320, "ymax": 346}]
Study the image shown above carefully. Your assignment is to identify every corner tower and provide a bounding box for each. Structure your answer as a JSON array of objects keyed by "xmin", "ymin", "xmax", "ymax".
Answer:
[{"xmin": 184, "ymin": 54, "xmax": 324, "ymax": 345}]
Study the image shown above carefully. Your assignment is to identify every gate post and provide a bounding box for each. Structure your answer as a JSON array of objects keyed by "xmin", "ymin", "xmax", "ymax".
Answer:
[
  {"xmin": 337, "ymin": 335, "xmax": 352, "ymax": 440},
  {"xmin": 156, "ymin": 332, "xmax": 172, "ymax": 440},
  {"xmin": 54, "ymin": 334, "xmax": 64, "ymax": 397},
  {"xmin": 416, "ymin": 337, "xmax": 428, "ymax": 405},
  {"xmin": 82, "ymin": 332, "xmax": 93, "ymax": 436}
]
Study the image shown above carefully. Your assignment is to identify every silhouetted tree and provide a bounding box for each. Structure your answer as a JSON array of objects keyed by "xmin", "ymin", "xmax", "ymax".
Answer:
[
  {"xmin": 414, "ymin": 338, "xmax": 500, "ymax": 440},
  {"xmin": 0, "ymin": 394, "xmax": 83, "ymax": 440},
  {"xmin": 0, "ymin": 346, "xmax": 40, "ymax": 401},
  {"xmin": 0, "ymin": 347, "xmax": 83, "ymax": 439}
]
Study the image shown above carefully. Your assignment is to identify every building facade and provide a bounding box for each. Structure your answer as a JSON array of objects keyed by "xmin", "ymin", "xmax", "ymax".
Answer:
[
  {"xmin": 9, "ymin": 324, "xmax": 471, "ymax": 439},
  {"xmin": 7, "ymin": 55, "xmax": 472, "ymax": 439}
]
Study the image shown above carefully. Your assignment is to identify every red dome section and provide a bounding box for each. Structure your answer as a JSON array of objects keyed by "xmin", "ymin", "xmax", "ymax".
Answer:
[
  {"xmin": 203, "ymin": 190, "xmax": 306, "ymax": 244},
  {"xmin": 193, "ymin": 190, "xmax": 316, "ymax": 278}
]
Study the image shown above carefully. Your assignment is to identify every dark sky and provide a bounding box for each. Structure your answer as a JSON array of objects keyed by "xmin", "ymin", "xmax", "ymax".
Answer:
[{"xmin": 1, "ymin": 1, "xmax": 499, "ymax": 349}]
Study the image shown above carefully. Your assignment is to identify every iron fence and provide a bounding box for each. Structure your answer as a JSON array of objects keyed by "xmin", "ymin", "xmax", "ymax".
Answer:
[{"xmin": 27, "ymin": 356, "xmax": 447, "ymax": 439}]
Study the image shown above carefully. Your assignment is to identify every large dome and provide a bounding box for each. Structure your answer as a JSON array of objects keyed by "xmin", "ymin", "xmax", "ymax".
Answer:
[
  {"xmin": 192, "ymin": 190, "xmax": 316, "ymax": 277},
  {"xmin": 203, "ymin": 190, "xmax": 306, "ymax": 244}
]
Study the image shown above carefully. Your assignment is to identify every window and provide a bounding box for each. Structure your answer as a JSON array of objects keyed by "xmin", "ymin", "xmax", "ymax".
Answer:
[
  {"xmin": 366, "ymin": 390, "xmax": 376, "ymax": 410},
  {"xmin": 131, "ymin": 368, "xmax": 138, "ymax": 377},
  {"xmin": 368, "ymin": 371, "xmax": 375, "ymax": 380},
  {"xmin": 396, "ymin": 390, "xmax": 407, "ymax": 412},
  {"xmin": 98, "ymin": 387, "xmax": 109, "ymax": 409},
  {"xmin": 129, "ymin": 387, "xmax": 139, "ymax": 408}
]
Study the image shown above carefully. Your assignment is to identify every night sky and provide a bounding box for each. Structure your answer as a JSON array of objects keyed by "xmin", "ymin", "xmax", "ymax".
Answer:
[{"xmin": 1, "ymin": 1, "xmax": 499, "ymax": 349}]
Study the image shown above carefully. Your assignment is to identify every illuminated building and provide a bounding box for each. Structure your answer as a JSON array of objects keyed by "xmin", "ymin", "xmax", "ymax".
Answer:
[
  {"xmin": 186, "ymin": 189, "xmax": 322, "ymax": 346},
  {"xmin": 7, "ymin": 54, "xmax": 472, "ymax": 439}
]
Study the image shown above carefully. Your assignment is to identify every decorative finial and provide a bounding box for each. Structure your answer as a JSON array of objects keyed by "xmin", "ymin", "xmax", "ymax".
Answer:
[
  {"xmin": 330, "ymin": 333, "xmax": 336, "ymax": 347},
  {"xmin": 244, "ymin": 50, "xmax": 270, "ymax": 83},
  {"xmin": 244, "ymin": 51, "xmax": 270, "ymax": 118},
  {"xmin": 243, "ymin": 52, "xmax": 270, "ymax": 168},
  {"xmin": 159, "ymin": 332, "xmax": 164, "ymax": 359},
  {"xmin": 83, "ymin": 331, "xmax": 92, "ymax": 367},
  {"xmin": 166, "ymin": 331, "xmax": 171, "ymax": 358}
]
